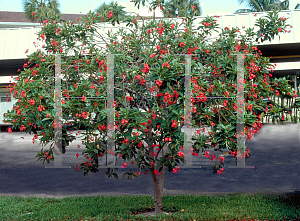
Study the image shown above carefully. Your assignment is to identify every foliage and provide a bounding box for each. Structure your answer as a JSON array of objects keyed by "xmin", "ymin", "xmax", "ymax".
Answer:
[
  {"xmin": 23, "ymin": 0, "xmax": 60, "ymax": 22},
  {"xmin": 94, "ymin": 1, "xmax": 128, "ymax": 24},
  {"xmin": 163, "ymin": 0, "xmax": 202, "ymax": 18},
  {"xmin": 235, "ymin": 0, "xmax": 300, "ymax": 13},
  {"xmin": 255, "ymin": 9, "xmax": 289, "ymax": 42}
]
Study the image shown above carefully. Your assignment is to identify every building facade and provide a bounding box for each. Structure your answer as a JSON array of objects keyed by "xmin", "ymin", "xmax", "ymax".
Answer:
[{"xmin": 0, "ymin": 10, "xmax": 299, "ymax": 127}]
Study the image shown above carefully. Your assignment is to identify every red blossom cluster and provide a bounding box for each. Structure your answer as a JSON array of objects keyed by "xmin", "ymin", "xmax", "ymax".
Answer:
[
  {"xmin": 141, "ymin": 63, "xmax": 150, "ymax": 73},
  {"xmin": 107, "ymin": 11, "xmax": 113, "ymax": 18}
]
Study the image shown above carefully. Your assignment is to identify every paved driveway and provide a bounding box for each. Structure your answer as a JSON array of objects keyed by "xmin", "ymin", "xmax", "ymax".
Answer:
[{"xmin": 0, "ymin": 124, "xmax": 299, "ymax": 198}]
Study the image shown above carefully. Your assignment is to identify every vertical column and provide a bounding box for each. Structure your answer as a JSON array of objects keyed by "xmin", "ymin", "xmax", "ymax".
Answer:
[
  {"xmin": 46, "ymin": 54, "xmax": 70, "ymax": 168},
  {"xmin": 183, "ymin": 54, "xmax": 193, "ymax": 167},
  {"xmin": 106, "ymin": 54, "xmax": 115, "ymax": 166},
  {"xmin": 294, "ymin": 74, "xmax": 298, "ymax": 96},
  {"xmin": 236, "ymin": 53, "xmax": 246, "ymax": 167},
  {"xmin": 229, "ymin": 52, "xmax": 253, "ymax": 169}
]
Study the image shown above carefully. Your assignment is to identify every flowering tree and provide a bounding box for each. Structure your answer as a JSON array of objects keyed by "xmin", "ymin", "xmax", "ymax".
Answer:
[{"xmin": 4, "ymin": 7, "xmax": 296, "ymax": 215}]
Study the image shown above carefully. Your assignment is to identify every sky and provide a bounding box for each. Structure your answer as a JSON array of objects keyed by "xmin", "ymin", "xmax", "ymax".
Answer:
[
  {"xmin": 2, "ymin": 0, "xmax": 300, "ymax": 17},
  {"xmin": 1, "ymin": 0, "xmax": 300, "ymax": 17}
]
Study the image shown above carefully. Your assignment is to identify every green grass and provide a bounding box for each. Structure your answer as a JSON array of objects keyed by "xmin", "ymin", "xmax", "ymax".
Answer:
[{"xmin": 0, "ymin": 193, "xmax": 299, "ymax": 220}]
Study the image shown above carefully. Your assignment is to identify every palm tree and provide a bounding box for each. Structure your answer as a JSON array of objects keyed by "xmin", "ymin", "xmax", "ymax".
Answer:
[
  {"xmin": 94, "ymin": 1, "xmax": 127, "ymax": 22},
  {"xmin": 23, "ymin": 0, "xmax": 60, "ymax": 22},
  {"xmin": 235, "ymin": 0, "xmax": 300, "ymax": 13},
  {"xmin": 162, "ymin": 0, "xmax": 202, "ymax": 18},
  {"xmin": 274, "ymin": 0, "xmax": 300, "ymax": 10}
]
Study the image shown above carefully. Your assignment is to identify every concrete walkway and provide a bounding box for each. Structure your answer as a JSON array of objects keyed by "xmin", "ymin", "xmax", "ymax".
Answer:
[{"xmin": 0, "ymin": 124, "xmax": 299, "ymax": 198}]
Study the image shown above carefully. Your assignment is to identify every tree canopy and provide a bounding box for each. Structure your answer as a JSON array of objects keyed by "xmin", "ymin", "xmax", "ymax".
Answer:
[
  {"xmin": 162, "ymin": 0, "xmax": 202, "ymax": 18},
  {"xmin": 235, "ymin": 0, "xmax": 300, "ymax": 13},
  {"xmin": 23, "ymin": 0, "xmax": 60, "ymax": 22},
  {"xmin": 94, "ymin": 1, "xmax": 128, "ymax": 23}
]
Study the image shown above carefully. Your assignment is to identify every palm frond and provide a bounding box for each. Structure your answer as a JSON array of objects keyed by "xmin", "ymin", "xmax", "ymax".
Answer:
[
  {"xmin": 295, "ymin": 3, "xmax": 300, "ymax": 9},
  {"xmin": 279, "ymin": 0, "xmax": 289, "ymax": 10},
  {"xmin": 234, "ymin": 8, "xmax": 255, "ymax": 13},
  {"xmin": 248, "ymin": 0, "xmax": 263, "ymax": 11},
  {"xmin": 238, "ymin": 0, "xmax": 247, "ymax": 5}
]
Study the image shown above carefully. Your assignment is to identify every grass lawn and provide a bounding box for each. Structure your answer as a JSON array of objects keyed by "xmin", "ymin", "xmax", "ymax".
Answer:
[{"xmin": 0, "ymin": 193, "xmax": 299, "ymax": 220}]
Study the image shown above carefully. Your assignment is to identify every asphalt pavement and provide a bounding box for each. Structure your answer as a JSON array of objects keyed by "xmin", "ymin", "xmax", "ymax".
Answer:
[{"xmin": 0, "ymin": 123, "xmax": 299, "ymax": 198}]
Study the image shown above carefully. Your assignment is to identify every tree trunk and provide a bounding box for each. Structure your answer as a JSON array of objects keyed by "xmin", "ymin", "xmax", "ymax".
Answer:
[
  {"xmin": 149, "ymin": 142, "xmax": 168, "ymax": 215},
  {"xmin": 146, "ymin": 123, "xmax": 166, "ymax": 215},
  {"xmin": 150, "ymin": 168, "xmax": 164, "ymax": 215}
]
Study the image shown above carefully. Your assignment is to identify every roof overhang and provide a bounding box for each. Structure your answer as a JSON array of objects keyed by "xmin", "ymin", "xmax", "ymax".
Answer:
[
  {"xmin": 271, "ymin": 69, "xmax": 300, "ymax": 77},
  {"xmin": 0, "ymin": 22, "xmax": 42, "ymax": 29},
  {"xmin": 0, "ymin": 58, "xmax": 26, "ymax": 76},
  {"xmin": 257, "ymin": 42, "xmax": 300, "ymax": 63}
]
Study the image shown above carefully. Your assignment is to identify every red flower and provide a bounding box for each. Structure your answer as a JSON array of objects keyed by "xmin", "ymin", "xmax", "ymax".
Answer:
[
  {"xmin": 142, "ymin": 63, "xmax": 150, "ymax": 73},
  {"xmin": 164, "ymin": 137, "xmax": 172, "ymax": 142},
  {"xmin": 121, "ymin": 163, "xmax": 128, "ymax": 168},
  {"xmin": 170, "ymin": 24, "xmax": 175, "ymax": 29},
  {"xmin": 8, "ymin": 128, "xmax": 12, "ymax": 133},
  {"xmin": 172, "ymin": 166, "xmax": 181, "ymax": 174},
  {"xmin": 179, "ymin": 42, "xmax": 186, "ymax": 47},
  {"xmin": 171, "ymin": 120, "xmax": 177, "ymax": 128},
  {"xmin": 162, "ymin": 62, "xmax": 170, "ymax": 68},
  {"xmin": 219, "ymin": 156, "xmax": 224, "ymax": 163},
  {"xmin": 177, "ymin": 151, "xmax": 184, "ymax": 158},
  {"xmin": 204, "ymin": 151, "xmax": 210, "ymax": 158},
  {"xmin": 155, "ymin": 79, "xmax": 163, "ymax": 86},
  {"xmin": 76, "ymin": 153, "xmax": 79, "ymax": 158},
  {"xmin": 32, "ymin": 12, "xmax": 36, "ymax": 16},
  {"xmin": 223, "ymin": 100, "xmax": 228, "ymax": 107},
  {"xmin": 150, "ymin": 53, "xmax": 156, "ymax": 59},
  {"xmin": 210, "ymin": 154, "xmax": 216, "ymax": 161},
  {"xmin": 151, "ymin": 114, "xmax": 157, "ymax": 119},
  {"xmin": 108, "ymin": 11, "xmax": 113, "ymax": 18},
  {"xmin": 28, "ymin": 100, "xmax": 35, "ymax": 105},
  {"xmin": 153, "ymin": 170, "xmax": 160, "ymax": 175},
  {"xmin": 121, "ymin": 119, "xmax": 128, "ymax": 125},
  {"xmin": 20, "ymin": 125, "xmax": 26, "ymax": 131},
  {"xmin": 75, "ymin": 165, "xmax": 79, "ymax": 172},
  {"xmin": 275, "ymin": 90, "xmax": 279, "ymax": 96}
]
